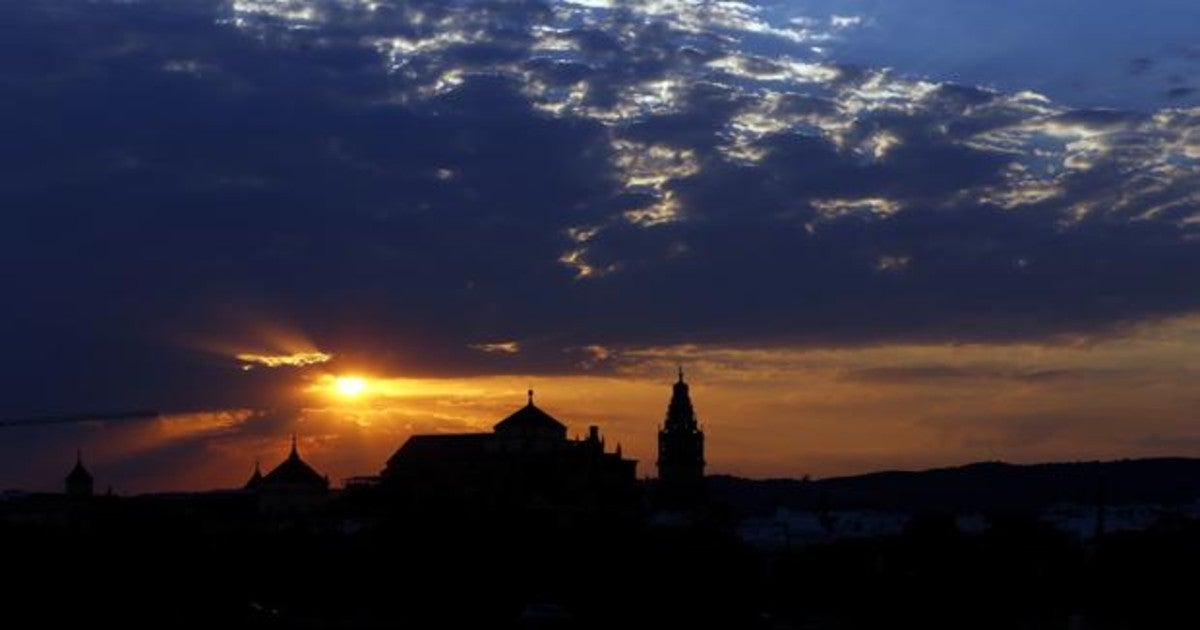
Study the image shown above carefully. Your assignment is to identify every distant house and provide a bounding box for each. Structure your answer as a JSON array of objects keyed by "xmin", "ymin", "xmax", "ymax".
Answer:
[
  {"xmin": 378, "ymin": 391, "xmax": 637, "ymax": 518},
  {"xmin": 737, "ymin": 507, "xmax": 910, "ymax": 549}
]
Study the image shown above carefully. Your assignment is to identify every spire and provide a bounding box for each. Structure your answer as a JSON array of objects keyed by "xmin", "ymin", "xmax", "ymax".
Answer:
[
  {"xmin": 527, "ymin": 389, "xmax": 534, "ymax": 406},
  {"xmin": 76, "ymin": 449, "xmax": 82, "ymax": 466},
  {"xmin": 665, "ymin": 368, "xmax": 698, "ymax": 431},
  {"xmin": 290, "ymin": 433, "xmax": 299, "ymax": 458}
]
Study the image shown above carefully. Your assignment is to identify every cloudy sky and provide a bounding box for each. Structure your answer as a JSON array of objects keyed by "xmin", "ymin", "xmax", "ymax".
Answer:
[{"xmin": 2, "ymin": 0, "xmax": 1198, "ymax": 492}]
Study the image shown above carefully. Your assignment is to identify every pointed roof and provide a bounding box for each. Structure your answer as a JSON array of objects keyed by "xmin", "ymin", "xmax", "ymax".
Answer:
[
  {"xmin": 493, "ymin": 390, "xmax": 567, "ymax": 434},
  {"xmin": 244, "ymin": 460, "xmax": 263, "ymax": 490},
  {"xmin": 665, "ymin": 368, "xmax": 699, "ymax": 431},
  {"xmin": 66, "ymin": 450, "xmax": 92, "ymax": 485},
  {"xmin": 261, "ymin": 435, "xmax": 329, "ymax": 489}
]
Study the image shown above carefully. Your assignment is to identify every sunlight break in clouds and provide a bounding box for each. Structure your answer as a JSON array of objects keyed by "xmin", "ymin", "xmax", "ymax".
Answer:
[
  {"xmin": 222, "ymin": 0, "xmax": 1200, "ymax": 288},
  {"xmin": 236, "ymin": 350, "xmax": 333, "ymax": 370},
  {"xmin": 15, "ymin": 316, "xmax": 1200, "ymax": 494},
  {"xmin": 178, "ymin": 316, "xmax": 1200, "ymax": 489}
]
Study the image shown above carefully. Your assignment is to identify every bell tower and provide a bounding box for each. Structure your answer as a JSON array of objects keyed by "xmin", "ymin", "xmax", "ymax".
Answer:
[{"xmin": 656, "ymin": 368, "xmax": 706, "ymax": 508}]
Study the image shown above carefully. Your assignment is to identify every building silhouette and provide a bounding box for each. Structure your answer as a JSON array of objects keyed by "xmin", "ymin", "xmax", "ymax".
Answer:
[
  {"xmin": 657, "ymin": 368, "xmax": 706, "ymax": 509},
  {"xmin": 65, "ymin": 450, "xmax": 93, "ymax": 498},
  {"xmin": 248, "ymin": 435, "xmax": 330, "ymax": 514},
  {"xmin": 377, "ymin": 390, "xmax": 637, "ymax": 516}
]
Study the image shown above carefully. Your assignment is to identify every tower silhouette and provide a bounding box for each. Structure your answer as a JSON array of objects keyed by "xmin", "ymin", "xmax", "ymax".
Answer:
[
  {"xmin": 656, "ymin": 368, "xmax": 706, "ymax": 509},
  {"xmin": 65, "ymin": 450, "xmax": 93, "ymax": 498}
]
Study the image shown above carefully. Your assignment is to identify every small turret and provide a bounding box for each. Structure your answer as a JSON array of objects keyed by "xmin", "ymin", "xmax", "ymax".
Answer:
[
  {"xmin": 244, "ymin": 460, "xmax": 263, "ymax": 490},
  {"xmin": 65, "ymin": 451, "xmax": 94, "ymax": 498}
]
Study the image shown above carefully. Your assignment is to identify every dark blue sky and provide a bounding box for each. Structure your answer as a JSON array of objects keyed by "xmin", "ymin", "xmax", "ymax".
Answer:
[
  {"xmin": 0, "ymin": 0, "xmax": 1197, "ymax": 491},
  {"xmin": 755, "ymin": 0, "xmax": 1200, "ymax": 111}
]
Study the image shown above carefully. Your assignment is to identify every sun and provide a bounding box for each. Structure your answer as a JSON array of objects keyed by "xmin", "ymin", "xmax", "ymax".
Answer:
[{"xmin": 334, "ymin": 376, "xmax": 367, "ymax": 398}]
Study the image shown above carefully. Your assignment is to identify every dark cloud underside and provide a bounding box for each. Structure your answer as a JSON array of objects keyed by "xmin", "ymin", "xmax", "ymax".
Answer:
[{"xmin": 0, "ymin": 0, "xmax": 1196, "ymax": 414}]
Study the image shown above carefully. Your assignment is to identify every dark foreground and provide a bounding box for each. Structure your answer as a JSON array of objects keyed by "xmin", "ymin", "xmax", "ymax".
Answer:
[{"xmin": 6, "ymin": 499, "xmax": 1200, "ymax": 629}]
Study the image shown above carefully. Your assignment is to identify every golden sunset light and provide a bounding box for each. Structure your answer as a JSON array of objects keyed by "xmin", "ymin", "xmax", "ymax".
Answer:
[
  {"xmin": 5, "ymin": 0, "xmax": 1199, "ymax": 498},
  {"xmin": 6, "ymin": 1, "xmax": 1200, "ymax": 624},
  {"xmin": 334, "ymin": 376, "xmax": 368, "ymax": 398},
  {"xmin": 236, "ymin": 350, "xmax": 333, "ymax": 370}
]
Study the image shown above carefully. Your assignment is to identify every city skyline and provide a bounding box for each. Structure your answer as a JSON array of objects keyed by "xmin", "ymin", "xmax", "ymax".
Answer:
[{"xmin": 2, "ymin": 0, "xmax": 1198, "ymax": 493}]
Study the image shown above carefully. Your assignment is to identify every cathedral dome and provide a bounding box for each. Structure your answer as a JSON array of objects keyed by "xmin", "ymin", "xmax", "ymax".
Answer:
[{"xmin": 493, "ymin": 390, "xmax": 567, "ymax": 436}]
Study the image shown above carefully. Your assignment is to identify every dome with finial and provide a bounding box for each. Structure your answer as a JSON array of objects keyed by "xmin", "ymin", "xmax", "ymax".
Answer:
[
  {"xmin": 260, "ymin": 435, "xmax": 329, "ymax": 489},
  {"xmin": 493, "ymin": 389, "xmax": 567, "ymax": 437}
]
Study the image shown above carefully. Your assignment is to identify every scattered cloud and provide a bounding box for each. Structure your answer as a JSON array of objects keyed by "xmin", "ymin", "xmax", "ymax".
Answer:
[
  {"xmin": 1, "ymin": 0, "xmax": 1199, "ymax": 489},
  {"xmin": 236, "ymin": 351, "xmax": 333, "ymax": 370},
  {"xmin": 1, "ymin": 0, "xmax": 1196, "ymax": 379},
  {"xmin": 469, "ymin": 341, "xmax": 521, "ymax": 355},
  {"xmin": 874, "ymin": 255, "xmax": 910, "ymax": 272}
]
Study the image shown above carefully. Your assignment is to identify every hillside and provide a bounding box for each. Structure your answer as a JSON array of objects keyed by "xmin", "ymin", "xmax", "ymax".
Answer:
[{"xmin": 708, "ymin": 457, "xmax": 1200, "ymax": 516}]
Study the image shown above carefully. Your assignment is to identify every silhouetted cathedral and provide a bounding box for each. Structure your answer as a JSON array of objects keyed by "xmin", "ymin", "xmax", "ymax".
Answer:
[
  {"xmin": 378, "ymin": 390, "xmax": 637, "ymax": 517},
  {"xmin": 657, "ymin": 368, "xmax": 706, "ymax": 509}
]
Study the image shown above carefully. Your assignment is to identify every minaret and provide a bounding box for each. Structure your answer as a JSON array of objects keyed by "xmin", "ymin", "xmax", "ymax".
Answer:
[{"xmin": 656, "ymin": 367, "xmax": 706, "ymax": 509}]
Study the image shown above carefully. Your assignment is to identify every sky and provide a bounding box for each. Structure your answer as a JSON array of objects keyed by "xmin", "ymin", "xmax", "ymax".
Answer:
[{"xmin": 1, "ymin": 0, "xmax": 1198, "ymax": 493}]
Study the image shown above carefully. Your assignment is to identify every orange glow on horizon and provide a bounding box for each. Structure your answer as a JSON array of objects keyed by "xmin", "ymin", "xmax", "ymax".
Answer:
[{"xmin": 78, "ymin": 314, "xmax": 1200, "ymax": 495}]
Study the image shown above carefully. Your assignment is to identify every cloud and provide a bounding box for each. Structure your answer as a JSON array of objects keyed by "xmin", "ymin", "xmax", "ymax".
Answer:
[
  {"xmin": 841, "ymin": 365, "xmax": 1092, "ymax": 384},
  {"xmin": 0, "ymin": 0, "xmax": 1196, "ymax": 418},
  {"xmin": 6, "ymin": 316, "xmax": 1200, "ymax": 491},
  {"xmin": 236, "ymin": 351, "xmax": 333, "ymax": 369},
  {"xmin": 468, "ymin": 341, "xmax": 521, "ymax": 355}
]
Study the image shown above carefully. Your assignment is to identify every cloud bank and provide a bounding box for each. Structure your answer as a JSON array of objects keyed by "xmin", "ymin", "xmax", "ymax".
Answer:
[{"xmin": 0, "ymin": 0, "xmax": 1196, "ymax": 418}]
